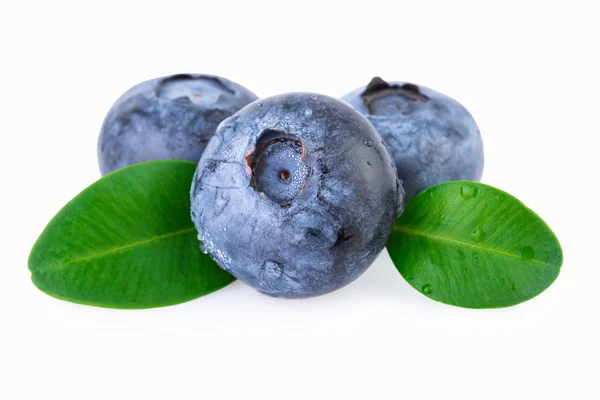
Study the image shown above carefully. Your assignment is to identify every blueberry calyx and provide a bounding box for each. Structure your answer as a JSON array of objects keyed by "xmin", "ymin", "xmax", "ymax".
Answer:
[
  {"xmin": 247, "ymin": 129, "xmax": 309, "ymax": 207},
  {"xmin": 360, "ymin": 77, "xmax": 429, "ymax": 114},
  {"xmin": 155, "ymin": 74, "xmax": 235, "ymax": 103}
]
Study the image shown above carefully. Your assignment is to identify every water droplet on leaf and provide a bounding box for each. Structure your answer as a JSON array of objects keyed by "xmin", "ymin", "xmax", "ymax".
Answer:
[
  {"xmin": 520, "ymin": 245, "xmax": 534, "ymax": 261},
  {"xmin": 471, "ymin": 228, "xmax": 485, "ymax": 242},
  {"xmin": 422, "ymin": 284, "xmax": 433, "ymax": 294},
  {"xmin": 460, "ymin": 185, "xmax": 479, "ymax": 200}
]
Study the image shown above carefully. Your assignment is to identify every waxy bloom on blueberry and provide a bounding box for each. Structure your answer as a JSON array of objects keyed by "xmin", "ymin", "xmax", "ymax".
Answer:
[
  {"xmin": 98, "ymin": 74, "xmax": 257, "ymax": 175},
  {"xmin": 342, "ymin": 77, "xmax": 484, "ymax": 199},
  {"xmin": 191, "ymin": 93, "xmax": 404, "ymax": 298}
]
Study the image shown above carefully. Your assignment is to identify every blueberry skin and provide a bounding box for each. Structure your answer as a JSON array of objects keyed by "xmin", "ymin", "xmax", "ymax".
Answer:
[
  {"xmin": 191, "ymin": 93, "xmax": 404, "ymax": 298},
  {"xmin": 342, "ymin": 77, "xmax": 484, "ymax": 200},
  {"xmin": 98, "ymin": 74, "xmax": 258, "ymax": 175}
]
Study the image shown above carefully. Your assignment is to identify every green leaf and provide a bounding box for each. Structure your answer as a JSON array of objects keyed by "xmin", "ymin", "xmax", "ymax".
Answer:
[
  {"xmin": 387, "ymin": 181, "xmax": 562, "ymax": 308},
  {"xmin": 28, "ymin": 160, "xmax": 235, "ymax": 309}
]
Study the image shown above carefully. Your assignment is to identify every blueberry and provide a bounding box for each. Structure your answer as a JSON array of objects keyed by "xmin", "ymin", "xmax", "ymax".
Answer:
[
  {"xmin": 342, "ymin": 77, "xmax": 484, "ymax": 199},
  {"xmin": 98, "ymin": 74, "xmax": 258, "ymax": 175},
  {"xmin": 190, "ymin": 93, "xmax": 404, "ymax": 298}
]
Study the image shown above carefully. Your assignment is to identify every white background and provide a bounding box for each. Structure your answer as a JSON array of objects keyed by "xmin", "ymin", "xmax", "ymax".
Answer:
[{"xmin": 1, "ymin": 1, "xmax": 598, "ymax": 399}]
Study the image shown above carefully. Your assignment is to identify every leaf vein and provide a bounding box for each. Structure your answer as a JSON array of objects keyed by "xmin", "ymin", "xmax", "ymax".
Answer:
[
  {"xmin": 393, "ymin": 226, "xmax": 555, "ymax": 268},
  {"xmin": 43, "ymin": 227, "xmax": 196, "ymax": 271}
]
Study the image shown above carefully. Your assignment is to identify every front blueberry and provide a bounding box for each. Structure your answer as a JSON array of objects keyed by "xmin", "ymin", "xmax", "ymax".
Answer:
[
  {"xmin": 342, "ymin": 77, "xmax": 484, "ymax": 199},
  {"xmin": 98, "ymin": 74, "xmax": 258, "ymax": 175},
  {"xmin": 190, "ymin": 93, "xmax": 403, "ymax": 298}
]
